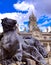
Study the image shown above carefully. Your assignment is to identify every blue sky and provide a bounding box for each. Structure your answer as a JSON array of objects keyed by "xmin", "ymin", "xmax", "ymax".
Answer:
[
  {"xmin": 0, "ymin": 0, "xmax": 28, "ymax": 13},
  {"xmin": 0, "ymin": 0, "xmax": 51, "ymax": 32}
]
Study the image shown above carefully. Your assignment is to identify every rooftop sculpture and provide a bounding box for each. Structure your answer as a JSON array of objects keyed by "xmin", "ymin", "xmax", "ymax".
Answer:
[{"xmin": 0, "ymin": 18, "xmax": 48, "ymax": 65}]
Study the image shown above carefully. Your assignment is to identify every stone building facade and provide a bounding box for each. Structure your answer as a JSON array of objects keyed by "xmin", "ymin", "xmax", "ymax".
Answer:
[{"xmin": 19, "ymin": 13, "xmax": 51, "ymax": 65}]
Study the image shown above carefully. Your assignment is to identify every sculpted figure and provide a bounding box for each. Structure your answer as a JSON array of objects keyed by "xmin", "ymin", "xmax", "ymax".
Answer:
[
  {"xmin": 0, "ymin": 18, "xmax": 22, "ymax": 65},
  {"xmin": 0, "ymin": 18, "xmax": 48, "ymax": 65},
  {"xmin": 23, "ymin": 36, "xmax": 48, "ymax": 65}
]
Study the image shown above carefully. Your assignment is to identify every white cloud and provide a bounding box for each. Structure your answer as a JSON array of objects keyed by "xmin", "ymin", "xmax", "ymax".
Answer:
[
  {"xmin": 38, "ymin": 20, "xmax": 51, "ymax": 32},
  {"xmin": 39, "ymin": 26, "xmax": 47, "ymax": 32},
  {"xmin": 13, "ymin": 1, "xmax": 36, "ymax": 31},
  {"xmin": 13, "ymin": 1, "xmax": 36, "ymax": 20},
  {"xmin": 0, "ymin": 13, "xmax": 18, "ymax": 20},
  {"xmin": 25, "ymin": 0, "xmax": 51, "ymax": 19},
  {"xmin": 14, "ymin": 1, "xmax": 29, "ymax": 11},
  {"xmin": 14, "ymin": 1, "xmax": 35, "ymax": 13},
  {"xmin": 38, "ymin": 20, "xmax": 51, "ymax": 27},
  {"xmin": 14, "ymin": 1, "xmax": 37, "ymax": 29},
  {"xmin": 38, "ymin": 21, "xmax": 49, "ymax": 27},
  {"xmin": 0, "ymin": 1, "xmax": 51, "ymax": 32}
]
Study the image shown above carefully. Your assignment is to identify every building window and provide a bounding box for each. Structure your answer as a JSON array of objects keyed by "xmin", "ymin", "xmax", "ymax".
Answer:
[{"xmin": 44, "ymin": 37, "xmax": 47, "ymax": 39}]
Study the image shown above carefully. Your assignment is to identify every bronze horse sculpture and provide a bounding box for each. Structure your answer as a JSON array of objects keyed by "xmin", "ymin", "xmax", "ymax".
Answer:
[{"xmin": 0, "ymin": 18, "xmax": 48, "ymax": 65}]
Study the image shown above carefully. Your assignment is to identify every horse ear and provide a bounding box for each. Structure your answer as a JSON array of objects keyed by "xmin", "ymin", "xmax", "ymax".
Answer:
[
  {"xmin": 1, "ymin": 19, "xmax": 3, "ymax": 21},
  {"xmin": 1, "ymin": 19, "xmax": 3, "ymax": 25}
]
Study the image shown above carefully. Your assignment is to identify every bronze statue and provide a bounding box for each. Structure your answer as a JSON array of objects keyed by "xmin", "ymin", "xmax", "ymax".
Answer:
[{"xmin": 0, "ymin": 18, "xmax": 48, "ymax": 65}]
